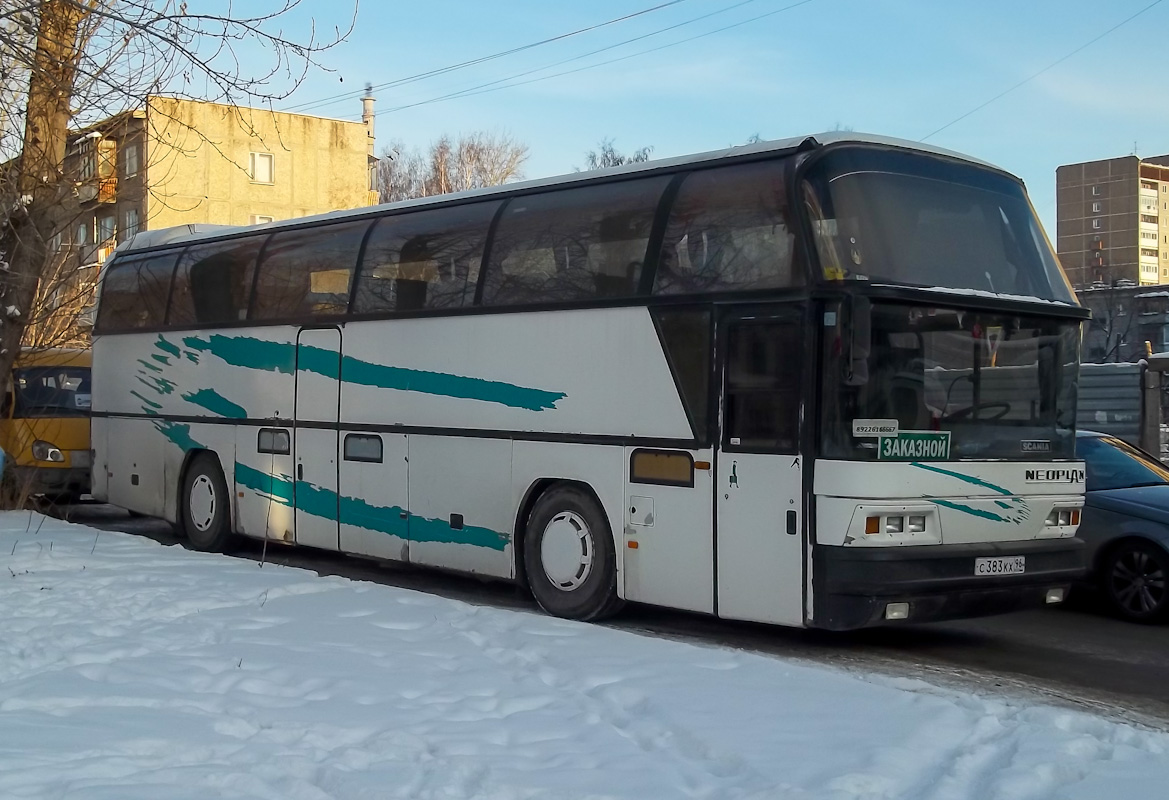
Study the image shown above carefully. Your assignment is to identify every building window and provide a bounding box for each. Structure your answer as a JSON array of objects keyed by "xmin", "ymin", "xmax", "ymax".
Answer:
[
  {"xmin": 248, "ymin": 152, "xmax": 274, "ymax": 184},
  {"xmin": 124, "ymin": 207, "xmax": 140, "ymax": 238},
  {"xmin": 124, "ymin": 143, "xmax": 139, "ymax": 177},
  {"xmin": 249, "ymin": 214, "xmax": 274, "ymax": 225},
  {"xmin": 97, "ymin": 216, "xmax": 116, "ymax": 243},
  {"xmin": 1092, "ymin": 219, "xmax": 1101, "ymax": 229},
  {"xmin": 1091, "ymin": 186, "xmax": 1100, "ymax": 196},
  {"xmin": 76, "ymin": 221, "xmax": 89, "ymax": 245},
  {"xmin": 1092, "ymin": 202, "xmax": 1101, "ymax": 212}
]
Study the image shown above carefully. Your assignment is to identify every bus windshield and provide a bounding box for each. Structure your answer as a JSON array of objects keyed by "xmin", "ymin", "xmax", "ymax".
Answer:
[
  {"xmin": 821, "ymin": 302, "xmax": 1080, "ymax": 461},
  {"xmin": 802, "ymin": 148, "xmax": 1075, "ymax": 303},
  {"xmin": 14, "ymin": 366, "xmax": 92, "ymax": 418}
]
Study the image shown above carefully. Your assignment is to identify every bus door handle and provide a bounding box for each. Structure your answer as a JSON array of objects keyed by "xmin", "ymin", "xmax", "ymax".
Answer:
[
  {"xmin": 297, "ymin": 463, "xmax": 303, "ymax": 481},
  {"xmin": 786, "ymin": 510, "xmax": 797, "ymax": 535}
]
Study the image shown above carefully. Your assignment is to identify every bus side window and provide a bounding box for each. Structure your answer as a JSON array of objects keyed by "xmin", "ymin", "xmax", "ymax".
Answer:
[
  {"xmin": 655, "ymin": 159, "xmax": 799, "ymax": 295},
  {"xmin": 354, "ymin": 201, "xmax": 498, "ymax": 316},
  {"xmin": 252, "ymin": 220, "xmax": 371, "ymax": 320},
  {"xmin": 481, "ymin": 177, "xmax": 669, "ymax": 306},
  {"xmin": 93, "ymin": 253, "xmax": 178, "ymax": 331},
  {"xmin": 169, "ymin": 236, "xmax": 265, "ymax": 326}
]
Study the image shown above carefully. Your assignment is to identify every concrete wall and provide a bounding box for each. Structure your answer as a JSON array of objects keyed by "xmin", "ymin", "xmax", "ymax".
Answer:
[{"xmin": 144, "ymin": 96, "xmax": 373, "ymax": 230}]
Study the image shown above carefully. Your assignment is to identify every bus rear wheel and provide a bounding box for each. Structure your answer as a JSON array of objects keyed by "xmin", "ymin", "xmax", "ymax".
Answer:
[
  {"xmin": 181, "ymin": 453, "xmax": 234, "ymax": 552},
  {"xmin": 524, "ymin": 485, "xmax": 623, "ymax": 622}
]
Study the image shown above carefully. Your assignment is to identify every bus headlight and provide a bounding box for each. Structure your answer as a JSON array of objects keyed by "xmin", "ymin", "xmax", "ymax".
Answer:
[
  {"xmin": 1045, "ymin": 508, "xmax": 1080, "ymax": 527},
  {"xmin": 31, "ymin": 440, "xmax": 64, "ymax": 463}
]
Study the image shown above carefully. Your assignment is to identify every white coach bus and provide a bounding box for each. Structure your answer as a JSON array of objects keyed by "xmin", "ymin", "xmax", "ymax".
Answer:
[{"xmin": 91, "ymin": 133, "xmax": 1088, "ymax": 630}]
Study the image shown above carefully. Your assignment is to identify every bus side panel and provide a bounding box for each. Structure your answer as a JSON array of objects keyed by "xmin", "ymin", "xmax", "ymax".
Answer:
[
  {"xmin": 511, "ymin": 442, "xmax": 626, "ymax": 596},
  {"xmin": 91, "ymin": 415, "xmax": 109, "ymax": 502},
  {"xmin": 407, "ymin": 435, "xmax": 515, "ymax": 579},
  {"xmin": 234, "ymin": 425, "xmax": 295, "ymax": 543},
  {"xmin": 104, "ymin": 417, "xmax": 166, "ymax": 518}
]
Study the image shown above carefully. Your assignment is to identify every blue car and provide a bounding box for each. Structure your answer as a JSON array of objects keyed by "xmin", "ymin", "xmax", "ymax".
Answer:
[{"xmin": 1076, "ymin": 431, "xmax": 1169, "ymax": 623}]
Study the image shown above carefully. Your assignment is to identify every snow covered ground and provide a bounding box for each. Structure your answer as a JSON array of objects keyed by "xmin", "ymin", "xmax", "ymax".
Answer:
[{"xmin": 1, "ymin": 512, "xmax": 1167, "ymax": 800}]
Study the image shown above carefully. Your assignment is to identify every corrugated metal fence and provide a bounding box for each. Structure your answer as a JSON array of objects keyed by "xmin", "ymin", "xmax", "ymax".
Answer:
[{"xmin": 1077, "ymin": 362, "xmax": 1143, "ymax": 444}]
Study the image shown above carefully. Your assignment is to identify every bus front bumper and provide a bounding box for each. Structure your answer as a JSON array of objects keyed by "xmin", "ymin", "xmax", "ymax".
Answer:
[
  {"xmin": 8, "ymin": 465, "xmax": 91, "ymax": 497},
  {"xmin": 811, "ymin": 538, "xmax": 1087, "ymax": 631}
]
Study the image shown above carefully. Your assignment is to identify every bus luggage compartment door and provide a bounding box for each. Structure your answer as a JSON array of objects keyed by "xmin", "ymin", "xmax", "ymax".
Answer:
[{"xmin": 293, "ymin": 327, "xmax": 341, "ymax": 551}]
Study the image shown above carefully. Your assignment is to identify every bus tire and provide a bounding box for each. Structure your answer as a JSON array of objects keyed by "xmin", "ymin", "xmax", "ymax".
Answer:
[
  {"xmin": 524, "ymin": 484, "xmax": 623, "ymax": 622},
  {"xmin": 181, "ymin": 453, "xmax": 234, "ymax": 552}
]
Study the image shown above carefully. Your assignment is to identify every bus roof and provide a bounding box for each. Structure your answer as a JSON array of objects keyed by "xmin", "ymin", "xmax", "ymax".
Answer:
[
  {"xmin": 16, "ymin": 347, "xmax": 91, "ymax": 368},
  {"xmin": 111, "ymin": 132, "xmax": 1008, "ymax": 256}
]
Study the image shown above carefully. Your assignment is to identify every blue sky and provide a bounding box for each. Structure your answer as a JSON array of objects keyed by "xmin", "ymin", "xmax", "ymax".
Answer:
[{"xmin": 272, "ymin": 0, "xmax": 1166, "ymax": 233}]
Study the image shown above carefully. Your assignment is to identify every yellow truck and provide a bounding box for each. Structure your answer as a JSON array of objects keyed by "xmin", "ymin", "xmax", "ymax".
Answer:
[{"xmin": 0, "ymin": 348, "xmax": 91, "ymax": 500}]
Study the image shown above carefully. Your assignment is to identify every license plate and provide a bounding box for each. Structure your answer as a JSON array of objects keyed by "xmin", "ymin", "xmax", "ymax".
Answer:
[{"xmin": 974, "ymin": 556, "xmax": 1025, "ymax": 576}]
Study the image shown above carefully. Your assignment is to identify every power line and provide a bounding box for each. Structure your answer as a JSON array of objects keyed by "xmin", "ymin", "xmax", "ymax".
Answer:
[
  {"xmin": 377, "ymin": 0, "xmax": 817, "ymax": 118},
  {"xmin": 374, "ymin": 0, "xmax": 763, "ymax": 117},
  {"xmin": 284, "ymin": 0, "xmax": 691, "ymax": 114},
  {"xmin": 923, "ymin": 0, "xmax": 1164, "ymax": 141}
]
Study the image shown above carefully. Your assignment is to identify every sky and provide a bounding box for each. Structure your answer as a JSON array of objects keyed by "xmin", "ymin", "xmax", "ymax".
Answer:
[{"xmin": 263, "ymin": 0, "xmax": 1167, "ymax": 234}]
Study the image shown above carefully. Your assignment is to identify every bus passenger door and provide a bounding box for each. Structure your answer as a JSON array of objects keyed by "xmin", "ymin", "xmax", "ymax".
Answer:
[
  {"xmin": 294, "ymin": 327, "xmax": 341, "ymax": 551},
  {"xmin": 716, "ymin": 313, "xmax": 805, "ymax": 626}
]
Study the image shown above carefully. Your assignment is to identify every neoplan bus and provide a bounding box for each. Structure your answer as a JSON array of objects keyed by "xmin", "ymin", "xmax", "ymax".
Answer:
[{"xmin": 91, "ymin": 133, "xmax": 1088, "ymax": 630}]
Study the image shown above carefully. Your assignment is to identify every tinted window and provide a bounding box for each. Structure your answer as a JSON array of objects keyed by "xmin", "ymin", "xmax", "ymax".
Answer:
[
  {"xmin": 801, "ymin": 148, "xmax": 1075, "ymax": 302},
  {"xmin": 1080, "ymin": 436, "xmax": 1169, "ymax": 492},
  {"xmin": 344, "ymin": 433, "xmax": 383, "ymax": 463},
  {"xmin": 252, "ymin": 221, "xmax": 370, "ymax": 319},
  {"xmin": 14, "ymin": 366, "xmax": 90, "ymax": 418},
  {"xmin": 724, "ymin": 319, "xmax": 801, "ymax": 451},
  {"xmin": 656, "ymin": 160, "xmax": 798, "ymax": 295},
  {"xmin": 354, "ymin": 202, "xmax": 498, "ymax": 314},
  {"xmin": 96, "ymin": 252, "xmax": 178, "ymax": 330},
  {"xmin": 168, "ymin": 236, "xmax": 265, "ymax": 326},
  {"xmin": 651, "ymin": 307, "xmax": 711, "ymax": 442},
  {"xmin": 482, "ymin": 178, "xmax": 669, "ymax": 305},
  {"xmin": 257, "ymin": 428, "xmax": 290, "ymax": 455}
]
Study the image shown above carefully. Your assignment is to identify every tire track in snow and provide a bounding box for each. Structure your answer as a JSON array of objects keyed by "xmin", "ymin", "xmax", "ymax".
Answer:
[{"xmin": 444, "ymin": 605, "xmax": 784, "ymax": 799}]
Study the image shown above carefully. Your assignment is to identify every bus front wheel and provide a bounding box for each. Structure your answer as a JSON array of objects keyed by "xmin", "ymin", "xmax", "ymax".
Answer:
[
  {"xmin": 181, "ymin": 453, "xmax": 234, "ymax": 552},
  {"xmin": 524, "ymin": 485, "xmax": 623, "ymax": 622}
]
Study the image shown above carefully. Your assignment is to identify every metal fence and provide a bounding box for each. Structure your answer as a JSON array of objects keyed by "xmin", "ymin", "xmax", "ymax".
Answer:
[{"xmin": 1077, "ymin": 362, "xmax": 1144, "ymax": 445}]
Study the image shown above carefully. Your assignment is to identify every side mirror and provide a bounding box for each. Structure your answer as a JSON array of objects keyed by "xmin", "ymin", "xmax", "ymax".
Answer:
[{"xmin": 844, "ymin": 295, "xmax": 871, "ymax": 386}]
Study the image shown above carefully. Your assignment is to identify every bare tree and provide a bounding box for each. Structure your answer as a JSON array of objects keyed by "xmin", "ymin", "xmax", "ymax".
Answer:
[
  {"xmin": 379, "ymin": 132, "xmax": 529, "ymax": 203},
  {"xmin": 0, "ymin": 0, "xmax": 354, "ymax": 370},
  {"xmin": 579, "ymin": 138, "xmax": 653, "ymax": 171}
]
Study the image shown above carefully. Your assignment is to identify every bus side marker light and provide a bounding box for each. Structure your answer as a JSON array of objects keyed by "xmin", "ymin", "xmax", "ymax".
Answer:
[
  {"xmin": 627, "ymin": 541, "xmax": 638, "ymax": 549},
  {"xmin": 1071, "ymin": 509, "xmax": 1081, "ymax": 526},
  {"xmin": 885, "ymin": 603, "xmax": 910, "ymax": 620},
  {"xmin": 694, "ymin": 461, "xmax": 711, "ymax": 471},
  {"xmin": 864, "ymin": 516, "xmax": 880, "ymax": 534}
]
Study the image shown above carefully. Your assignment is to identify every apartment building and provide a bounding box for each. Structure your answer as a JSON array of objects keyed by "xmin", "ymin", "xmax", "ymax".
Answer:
[
  {"xmin": 61, "ymin": 95, "xmax": 378, "ymax": 271},
  {"xmin": 1056, "ymin": 154, "xmax": 1169, "ymax": 289}
]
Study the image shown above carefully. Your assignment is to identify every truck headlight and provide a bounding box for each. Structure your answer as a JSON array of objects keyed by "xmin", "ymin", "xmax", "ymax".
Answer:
[{"xmin": 31, "ymin": 440, "xmax": 64, "ymax": 462}]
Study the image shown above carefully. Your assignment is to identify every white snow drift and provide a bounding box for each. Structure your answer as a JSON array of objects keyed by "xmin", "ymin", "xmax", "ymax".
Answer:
[{"xmin": 0, "ymin": 512, "xmax": 1166, "ymax": 799}]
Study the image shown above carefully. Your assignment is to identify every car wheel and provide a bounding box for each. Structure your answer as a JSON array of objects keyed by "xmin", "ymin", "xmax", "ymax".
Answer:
[
  {"xmin": 181, "ymin": 453, "xmax": 234, "ymax": 552},
  {"xmin": 524, "ymin": 485, "xmax": 624, "ymax": 622},
  {"xmin": 1103, "ymin": 540, "xmax": 1169, "ymax": 623}
]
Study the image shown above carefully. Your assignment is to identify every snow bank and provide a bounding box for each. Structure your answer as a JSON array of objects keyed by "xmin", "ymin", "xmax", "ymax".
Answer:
[{"xmin": 0, "ymin": 512, "xmax": 1166, "ymax": 799}]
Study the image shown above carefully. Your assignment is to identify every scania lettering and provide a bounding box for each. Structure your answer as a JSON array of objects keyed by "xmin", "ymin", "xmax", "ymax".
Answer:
[{"xmin": 90, "ymin": 133, "xmax": 1087, "ymax": 630}]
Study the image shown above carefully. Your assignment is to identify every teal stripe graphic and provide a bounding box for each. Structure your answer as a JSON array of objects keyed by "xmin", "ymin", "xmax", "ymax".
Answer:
[
  {"xmin": 233, "ymin": 462, "xmax": 509, "ymax": 550},
  {"xmin": 181, "ymin": 388, "xmax": 247, "ymax": 419},
  {"xmin": 175, "ymin": 333, "xmax": 565, "ymax": 411},
  {"xmin": 909, "ymin": 462, "xmax": 1029, "ymax": 525}
]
